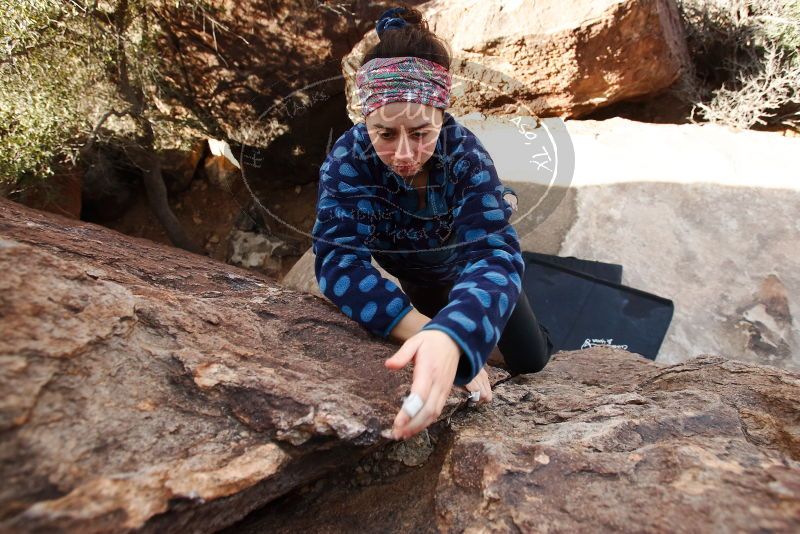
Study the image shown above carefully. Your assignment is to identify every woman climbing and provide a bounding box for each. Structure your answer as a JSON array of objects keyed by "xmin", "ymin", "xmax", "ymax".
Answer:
[{"xmin": 311, "ymin": 5, "xmax": 554, "ymax": 441}]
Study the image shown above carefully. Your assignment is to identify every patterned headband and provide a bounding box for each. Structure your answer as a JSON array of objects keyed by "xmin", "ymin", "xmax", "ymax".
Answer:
[{"xmin": 355, "ymin": 56, "xmax": 452, "ymax": 118}]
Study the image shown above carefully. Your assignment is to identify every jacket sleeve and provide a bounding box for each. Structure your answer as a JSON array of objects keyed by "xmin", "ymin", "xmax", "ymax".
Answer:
[
  {"xmin": 420, "ymin": 137, "xmax": 525, "ymax": 386},
  {"xmin": 312, "ymin": 134, "xmax": 414, "ymax": 338}
]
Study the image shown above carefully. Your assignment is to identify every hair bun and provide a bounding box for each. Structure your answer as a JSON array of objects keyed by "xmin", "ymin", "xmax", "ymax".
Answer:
[{"xmin": 376, "ymin": 7, "xmax": 408, "ymax": 39}]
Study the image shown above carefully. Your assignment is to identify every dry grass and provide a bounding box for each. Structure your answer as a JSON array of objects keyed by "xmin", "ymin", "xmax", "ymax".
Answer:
[{"xmin": 676, "ymin": 0, "xmax": 800, "ymax": 129}]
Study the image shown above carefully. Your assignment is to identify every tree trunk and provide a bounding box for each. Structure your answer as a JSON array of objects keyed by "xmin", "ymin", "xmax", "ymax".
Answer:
[
  {"xmin": 140, "ymin": 143, "xmax": 201, "ymax": 253},
  {"xmin": 109, "ymin": 0, "xmax": 199, "ymax": 253}
]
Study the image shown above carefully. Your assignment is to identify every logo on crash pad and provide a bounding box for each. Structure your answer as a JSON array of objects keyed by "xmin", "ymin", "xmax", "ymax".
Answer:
[{"xmin": 581, "ymin": 338, "xmax": 629, "ymax": 350}]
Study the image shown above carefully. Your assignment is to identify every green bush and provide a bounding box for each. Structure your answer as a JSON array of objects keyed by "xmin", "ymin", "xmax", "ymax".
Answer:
[
  {"xmin": 0, "ymin": 0, "xmax": 217, "ymax": 195},
  {"xmin": 0, "ymin": 1, "xmax": 96, "ymax": 191},
  {"xmin": 677, "ymin": 0, "xmax": 800, "ymax": 129}
]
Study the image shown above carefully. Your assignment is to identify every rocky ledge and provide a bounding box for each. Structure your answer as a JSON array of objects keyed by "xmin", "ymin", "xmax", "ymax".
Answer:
[{"xmin": 1, "ymin": 197, "xmax": 798, "ymax": 533}]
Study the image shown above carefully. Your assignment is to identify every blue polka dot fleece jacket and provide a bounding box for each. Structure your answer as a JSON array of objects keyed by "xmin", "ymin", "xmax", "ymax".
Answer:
[{"xmin": 311, "ymin": 111, "xmax": 524, "ymax": 386}]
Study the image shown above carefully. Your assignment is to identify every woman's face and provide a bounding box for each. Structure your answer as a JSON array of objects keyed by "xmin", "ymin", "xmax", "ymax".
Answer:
[{"xmin": 365, "ymin": 102, "xmax": 444, "ymax": 177}]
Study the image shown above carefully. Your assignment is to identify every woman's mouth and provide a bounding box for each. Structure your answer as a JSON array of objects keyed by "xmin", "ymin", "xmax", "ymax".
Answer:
[{"xmin": 394, "ymin": 164, "xmax": 417, "ymax": 173}]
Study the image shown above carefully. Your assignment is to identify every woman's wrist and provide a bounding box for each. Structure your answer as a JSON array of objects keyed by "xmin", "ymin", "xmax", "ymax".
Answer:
[
  {"xmin": 388, "ymin": 309, "xmax": 463, "ymax": 364},
  {"xmin": 388, "ymin": 307, "xmax": 431, "ymax": 343},
  {"xmin": 420, "ymin": 329, "xmax": 462, "ymax": 360}
]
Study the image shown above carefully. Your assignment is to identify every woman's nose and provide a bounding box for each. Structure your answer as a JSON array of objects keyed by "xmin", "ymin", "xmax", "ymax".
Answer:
[{"xmin": 394, "ymin": 133, "xmax": 414, "ymax": 159}]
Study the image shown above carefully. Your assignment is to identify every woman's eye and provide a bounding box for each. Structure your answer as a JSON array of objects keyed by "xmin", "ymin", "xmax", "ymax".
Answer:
[{"xmin": 377, "ymin": 131, "xmax": 428, "ymax": 140}]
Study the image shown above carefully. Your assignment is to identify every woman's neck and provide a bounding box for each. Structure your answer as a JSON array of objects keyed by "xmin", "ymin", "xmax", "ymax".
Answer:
[{"xmin": 404, "ymin": 164, "xmax": 429, "ymax": 187}]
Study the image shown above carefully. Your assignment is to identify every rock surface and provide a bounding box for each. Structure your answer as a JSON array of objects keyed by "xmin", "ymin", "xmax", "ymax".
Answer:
[
  {"xmin": 436, "ymin": 350, "xmax": 800, "ymax": 532},
  {"xmin": 223, "ymin": 348, "xmax": 800, "ymax": 533},
  {"xmin": 551, "ymin": 119, "xmax": 800, "ymax": 371},
  {"xmin": 343, "ymin": 0, "xmax": 690, "ymax": 121},
  {"xmin": 3, "ymin": 195, "xmax": 800, "ymax": 531},
  {"xmin": 460, "ymin": 116, "xmax": 800, "ymax": 371},
  {"xmin": 0, "ymin": 197, "xmax": 474, "ymax": 532},
  {"xmin": 227, "ymin": 229, "xmax": 293, "ymax": 277},
  {"xmin": 559, "ymin": 180, "xmax": 800, "ymax": 372}
]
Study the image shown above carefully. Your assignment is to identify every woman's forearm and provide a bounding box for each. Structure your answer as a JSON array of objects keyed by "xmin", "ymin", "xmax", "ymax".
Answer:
[{"xmin": 388, "ymin": 307, "xmax": 431, "ymax": 343}]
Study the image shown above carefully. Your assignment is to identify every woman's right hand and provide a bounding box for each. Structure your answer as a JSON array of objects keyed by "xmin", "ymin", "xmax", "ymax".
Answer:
[{"xmin": 384, "ymin": 329, "xmax": 461, "ymax": 440}]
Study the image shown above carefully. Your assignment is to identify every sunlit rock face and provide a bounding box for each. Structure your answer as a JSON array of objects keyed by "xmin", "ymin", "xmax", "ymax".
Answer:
[{"xmin": 343, "ymin": 0, "xmax": 691, "ymax": 122}]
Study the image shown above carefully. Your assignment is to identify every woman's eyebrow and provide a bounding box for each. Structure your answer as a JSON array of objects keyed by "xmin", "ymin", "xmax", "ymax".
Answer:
[{"xmin": 373, "ymin": 122, "xmax": 431, "ymax": 132}]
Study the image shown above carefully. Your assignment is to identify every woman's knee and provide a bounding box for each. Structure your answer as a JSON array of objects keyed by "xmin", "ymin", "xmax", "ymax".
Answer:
[
  {"xmin": 499, "ymin": 347, "xmax": 550, "ymax": 375},
  {"xmin": 512, "ymin": 347, "xmax": 551, "ymax": 374},
  {"xmin": 531, "ymin": 347, "xmax": 552, "ymax": 373},
  {"xmin": 500, "ymin": 324, "xmax": 553, "ymax": 375}
]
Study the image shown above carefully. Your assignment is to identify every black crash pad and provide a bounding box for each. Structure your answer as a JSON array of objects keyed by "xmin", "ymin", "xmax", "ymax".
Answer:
[
  {"xmin": 521, "ymin": 252, "xmax": 674, "ymax": 360},
  {"xmin": 522, "ymin": 251, "xmax": 623, "ymax": 285}
]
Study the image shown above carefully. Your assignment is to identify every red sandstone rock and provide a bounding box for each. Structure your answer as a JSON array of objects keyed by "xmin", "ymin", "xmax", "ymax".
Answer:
[
  {"xmin": 343, "ymin": 0, "xmax": 691, "ymax": 121},
  {"xmin": 3, "ymin": 197, "xmax": 798, "ymax": 533},
  {"xmin": 0, "ymin": 197, "xmax": 472, "ymax": 532}
]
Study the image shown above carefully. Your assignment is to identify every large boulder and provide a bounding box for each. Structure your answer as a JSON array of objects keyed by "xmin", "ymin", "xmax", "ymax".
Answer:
[
  {"xmin": 435, "ymin": 350, "xmax": 800, "ymax": 532},
  {"xmin": 0, "ymin": 196, "xmax": 470, "ymax": 532},
  {"xmin": 552, "ymin": 118, "xmax": 800, "ymax": 371},
  {"xmin": 2, "ymin": 196, "xmax": 799, "ymax": 532},
  {"xmin": 222, "ymin": 348, "xmax": 800, "ymax": 532},
  {"xmin": 343, "ymin": 0, "xmax": 691, "ymax": 122}
]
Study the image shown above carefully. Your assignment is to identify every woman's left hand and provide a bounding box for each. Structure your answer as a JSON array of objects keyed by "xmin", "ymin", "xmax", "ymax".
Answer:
[
  {"xmin": 460, "ymin": 366, "xmax": 492, "ymax": 405},
  {"xmin": 503, "ymin": 193, "xmax": 518, "ymax": 212}
]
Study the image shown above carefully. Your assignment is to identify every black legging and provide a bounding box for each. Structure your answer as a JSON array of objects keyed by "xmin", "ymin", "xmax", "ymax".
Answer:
[{"xmin": 397, "ymin": 277, "xmax": 554, "ymax": 376}]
